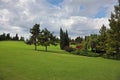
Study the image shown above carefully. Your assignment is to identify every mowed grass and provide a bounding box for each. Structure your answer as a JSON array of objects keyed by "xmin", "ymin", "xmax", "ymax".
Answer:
[{"xmin": 0, "ymin": 41, "xmax": 120, "ymax": 80}]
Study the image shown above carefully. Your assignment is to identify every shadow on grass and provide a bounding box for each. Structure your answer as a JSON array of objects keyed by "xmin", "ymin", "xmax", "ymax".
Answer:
[
  {"xmin": 37, "ymin": 49, "xmax": 67, "ymax": 54},
  {"xmin": 0, "ymin": 72, "xmax": 4, "ymax": 80}
]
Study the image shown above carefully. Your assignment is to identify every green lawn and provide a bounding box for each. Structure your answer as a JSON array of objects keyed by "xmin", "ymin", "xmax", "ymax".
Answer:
[{"xmin": 0, "ymin": 41, "xmax": 120, "ymax": 80}]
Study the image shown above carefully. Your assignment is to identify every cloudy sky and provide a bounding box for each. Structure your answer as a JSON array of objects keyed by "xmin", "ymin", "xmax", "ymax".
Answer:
[{"xmin": 0, "ymin": 0, "xmax": 117, "ymax": 39}]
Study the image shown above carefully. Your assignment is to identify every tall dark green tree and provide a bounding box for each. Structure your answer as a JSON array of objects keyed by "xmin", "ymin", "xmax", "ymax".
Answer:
[
  {"xmin": 64, "ymin": 30, "xmax": 69, "ymax": 47},
  {"xmin": 30, "ymin": 24, "xmax": 40, "ymax": 50},
  {"xmin": 106, "ymin": 0, "xmax": 120, "ymax": 58},
  {"xmin": 60, "ymin": 28, "xmax": 69, "ymax": 50},
  {"xmin": 38, "ymin": 28, "xmax": 57, "ymax": 52},
  {"xmin": 60, "ymin": 28, "xmax": 64, "ymax": 49},
  {"xmin": 6, "ymin": 33, "xmax": 11, "ymax": 40}
]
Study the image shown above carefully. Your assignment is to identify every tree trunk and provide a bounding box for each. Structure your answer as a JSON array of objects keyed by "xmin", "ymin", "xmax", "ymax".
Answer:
[
  {"xmin": 45, "ymin": 46, "xmax": 47, "ymax": 52},
  {"xmin": 35, "ymin": 44, "xmax": 37, "ymax": 51}
]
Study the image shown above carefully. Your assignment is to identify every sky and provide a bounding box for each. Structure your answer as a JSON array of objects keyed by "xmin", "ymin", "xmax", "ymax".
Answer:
[{"xmin": 0, "ymin": 0, "xmax": 117, "ymax": 39}]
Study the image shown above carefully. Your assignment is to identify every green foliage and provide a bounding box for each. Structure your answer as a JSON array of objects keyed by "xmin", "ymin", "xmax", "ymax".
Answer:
[
  {"xmin": 64, "ymin": 46, "xmax": 76, "ymax": 52},
  {"xmin": 60, "ymin": 28, "xmax": 69, "ymax": 50},
  {"xmin": 96, "ymin": 25, "xmax": 107, "ymax": 54},
  {"xmin": 38, "ymin": 28, "xmax": 57, "ymax": 52},
  {"xmin": 60, "ymin": 28, "xmax": 64, "ymax": 49},
  {"xmin": 13, "ymin": 34, "xmax": 19, "ymax": 40},
  {"xmin": 106, "ymin": 0, "xmax": 120, "ymax": 59},
  {"xmin": 20, "ymin": 36, "xmax": 24, "ymax": 41},
  {"xmin": 30, "ymin": 24, "xmax": 40, "ymax": 50},
  {"xmin": 0, "ymin": 33, "xmax": 21, "ymax": 41},
  {"xmin": 71, "ymin": 50, "xmax": 99, "ymax": 57},
  {"xmin": 75, "ymin": 36, "xmax": 83, "ymax": 44}
]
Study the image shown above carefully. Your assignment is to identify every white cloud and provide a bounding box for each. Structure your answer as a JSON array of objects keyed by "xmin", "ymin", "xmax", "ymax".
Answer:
[{"xmin": 0, "ymin": 0, "xmax": 117, "ymax": 39}]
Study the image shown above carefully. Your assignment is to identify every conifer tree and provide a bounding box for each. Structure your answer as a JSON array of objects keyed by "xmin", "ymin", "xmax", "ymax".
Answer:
[
  {"xmin": 60, "ymin": 28, "xmax": 69, "ymax": 50},
  {"xmin": 60, "ymin": 28, "xmax": 64, "ymax": 49},
  {"xmin": 64, "ymin": 30, "xmax": 69, "ymax": 47},
  {"xmin": 106, "ymin": 0, "xmax": 120, "ymax": 58},
  {"xmin": 30, "ymin": 24, "xmax": 40, "ymax": 50},
  {"xmin": 98, "ymin": 25, "xmax": 107, "ymax": 53}
]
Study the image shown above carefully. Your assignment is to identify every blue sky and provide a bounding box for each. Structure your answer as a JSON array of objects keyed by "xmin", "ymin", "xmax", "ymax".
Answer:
[
  {"xmin": 46, "ymin": 0, "xmax": 63, "ymax": 5},
  {"xmin": 0, "ymin": 0, "xmax": 117, "ymax": 39}
]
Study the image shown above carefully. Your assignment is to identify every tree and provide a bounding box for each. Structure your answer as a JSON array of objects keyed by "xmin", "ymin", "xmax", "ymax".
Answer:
[
  {"xmin": 60, "ymin": 28, "xmax": 70, "ymax": 50},
  {"xmin": 0, "ymin": 33, "xmax": 6, "ymax": 41},
  {"xmin": 98, "ymin": 25, "xmax": 107, "ymax": 54},
  {"xmin": 6, "ymin": 33, "xmax": 11, "ymax": 40},
  {"xmin": 15, "ymin": 34, "xmax": 19, "ymax": 40},
  {"xmin": 30, "ymin": 24, "xmax": 40, "ymax": 50},
  {"xmin": 75, "ymin": 36, "xmax": 83, "ymax": 44},
  {"xmin": 64, "ymin": 30, "xmax": 69, "ymax": 47},
  {"xmin": 38, "ymin": 28, "xmax": 57, "ymax": 52},
  {"xmin": 20, "ymin": 36, "xmax": 24, "ymax": 41},
  {"xmin": 90, "ymin": 34, "xmax": 99, "ymax": 52},
  {"xmin": 106, "ymin": 0, "xmax": 120, "ymax": 58},
  {"xmin": 60, "ymin": 28, "xmax": 64, "ymax": 49}
]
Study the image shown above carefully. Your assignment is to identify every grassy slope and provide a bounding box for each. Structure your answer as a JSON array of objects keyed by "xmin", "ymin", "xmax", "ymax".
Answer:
[{"xmin": 0, "ymin": 41, "xmax": 120, "ymax": 80}]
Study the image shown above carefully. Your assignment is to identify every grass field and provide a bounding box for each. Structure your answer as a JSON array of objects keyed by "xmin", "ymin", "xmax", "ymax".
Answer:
[{"xmin": 0, "ymin": 41, "xmax": 120, "ymax": 80}]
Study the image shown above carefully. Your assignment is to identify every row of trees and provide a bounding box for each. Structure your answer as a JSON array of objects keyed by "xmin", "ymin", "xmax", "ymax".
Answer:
[
  {"xmin": 26, "ymin": 24, "xmax": 58, "ymax": 51},
  {"xmin": 82, "ymin": 0, "xmax": 120, "ymax": 59},
  {"xmin": 0, "ymin": 33, "xmax": 24, "ymax": 41}
]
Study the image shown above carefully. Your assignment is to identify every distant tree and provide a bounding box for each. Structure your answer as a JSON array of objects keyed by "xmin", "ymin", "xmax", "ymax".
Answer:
[
  {"xmin": 20, "ymin": 36, "xmax": 24, "ymax": 41},
  {"xmin": 75, "ymin": 36, "xmax": 83, "ymax": 44},
  {"xmin": 60, "ymin": 28, "xmax": 64, "ymax": 49},
  {"xmin": 6, "ymin": 33, "xmax": 11, "ymax": 40},
  {"xmin": 64, "ymin": 30, "xmax": 69, "ymax": 47},
  {"xmin": 30, "ymin": 24, "xmax": 40, "ymax": 50},
  {"xmin": 25, "ymin": 37, "xmax": 33, "ymax": 45},
  {"xmin": 13, "ymin": 34, "xmax": 19, "ymax": 40},
  {"xmin": 106, "ymin": 0, "xmax": 120, "ymax": 58},
  {"xmin": 38, "ymin": 28, "xmax": 57, "ymax": 52},
  {"xmin": 0, "ymin": 33, "xmax": 6, "ymax": 41}
]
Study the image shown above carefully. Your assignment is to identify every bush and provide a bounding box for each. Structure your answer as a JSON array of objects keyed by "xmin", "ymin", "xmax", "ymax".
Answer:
[
  {"xmin": 64, "ymin": 46, "xmax": 76, "ymax": 52},
  {"xmin": 71, "ymin": 50, "xmax": 100, "ymax": 57},
  {"xmin": 87, "ymin": 52, "xmax": 100, "ymax": 57},
  {"xmin": 71, "ymin": 49, "xmax": 81, "ymax": 55}
]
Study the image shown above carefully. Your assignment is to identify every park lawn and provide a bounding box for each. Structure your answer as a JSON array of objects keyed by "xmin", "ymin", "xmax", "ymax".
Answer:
[{"xmin": 0, "ymin": 41, "xmax": 120, "ymax": 80}]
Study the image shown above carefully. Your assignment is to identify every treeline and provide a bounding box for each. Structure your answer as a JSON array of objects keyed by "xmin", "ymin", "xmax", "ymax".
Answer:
[
  {"xmin": 0, "ymin": 33, "xmax": 24, "ymax": 41},
  {"xmin": 83, "ymin": 1, "xmax": 120, "ymax": 59},
  {"xmin": 64, "ymin": 0, "xmax": 120, "ymax": 59}
]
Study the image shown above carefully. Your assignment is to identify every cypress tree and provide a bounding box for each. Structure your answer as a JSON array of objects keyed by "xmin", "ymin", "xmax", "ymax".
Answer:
[
  {"xmin": 60, "ymin": 28, "xmax": 64, "ymax": 49},
  {"xmin": 60, "ymin": 28, "xmax": 69, "ymax": 50},
  {"xmin": 65, "ymin": 30, "xmax": 69, "ymax": 47}
]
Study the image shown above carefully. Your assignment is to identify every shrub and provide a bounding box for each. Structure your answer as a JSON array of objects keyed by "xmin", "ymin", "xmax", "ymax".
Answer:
[
  {"xmin": 64, "ymin": 46, "xmax": 76, "ymax": 52},
  {"xmin": 76, "ymin": 45, "xmax": 83, "ymax": 49},
  {"xmin": 71, "ymin": 49, "xmax": 81, "ymax": 55},
  {"xmin": 87, "ymin": 52, "xmax": 100, "ymax": 57}
]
